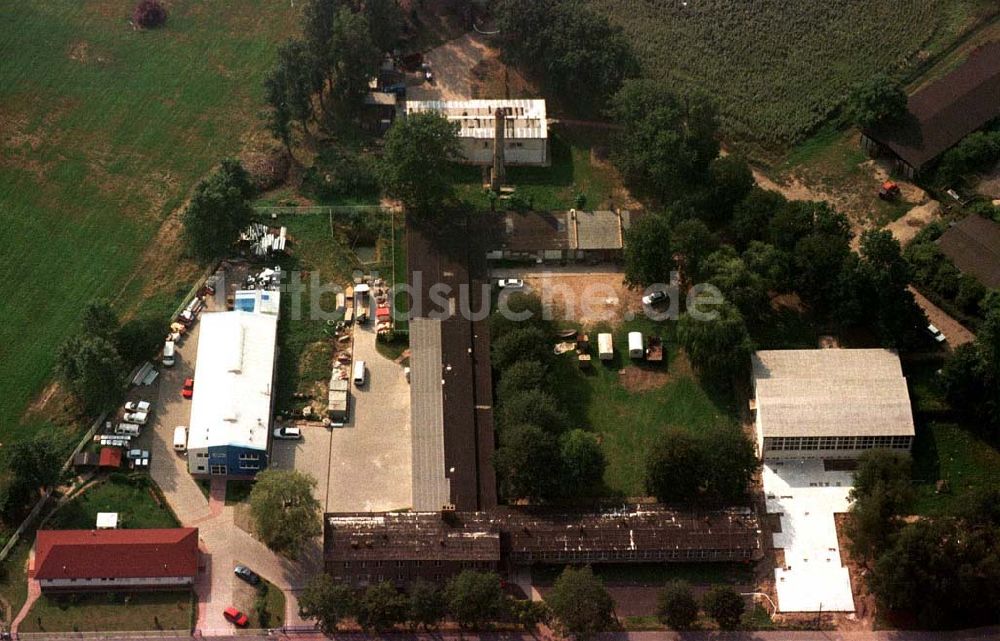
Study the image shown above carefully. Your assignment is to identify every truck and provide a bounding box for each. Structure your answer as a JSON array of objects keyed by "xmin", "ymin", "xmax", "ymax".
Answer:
[
  {"xmin": 598, "ymin": 333, "xmax": 614, "ymax": 361},
  {"xmin": 627, "ymin": 332, "xmax": 644, "ymax": 359}
]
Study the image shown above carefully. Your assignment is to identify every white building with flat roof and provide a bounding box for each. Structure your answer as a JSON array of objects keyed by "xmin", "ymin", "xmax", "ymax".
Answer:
[
  {"xmin": 405, "ymin": 99, "xmax": 548, "ymax": 166},
  {"xmin": 187, "ymin": 295, "xmax": 279, "ymax": 478},
  {"xmin": 752, "ymin": 349, "xmax": 915, "ymax": 460}
]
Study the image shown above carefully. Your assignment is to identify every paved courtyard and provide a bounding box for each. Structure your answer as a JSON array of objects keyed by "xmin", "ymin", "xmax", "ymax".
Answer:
[
  {"xmin": 325, "ymin": 307, "xmax": 412, "ymax": 512},
  {"xmin": 763, "ymin": 459, "xmax": 856, "ymax": 613}
]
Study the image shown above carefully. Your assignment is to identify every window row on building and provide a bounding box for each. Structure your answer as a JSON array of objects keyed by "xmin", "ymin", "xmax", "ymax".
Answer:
[
  {"xmin": 510, "ymin": 547, "xmax": 752, "ymax": 563},
  {"xmin": 763, "ymin": 435, "xmax": 912, "ymax": 452}
]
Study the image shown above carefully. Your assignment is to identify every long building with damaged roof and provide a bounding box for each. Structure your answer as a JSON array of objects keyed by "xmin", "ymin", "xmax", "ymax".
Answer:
[{"xmin": 325, "ymin": 507, "xmax": 761, "ymax": 587}]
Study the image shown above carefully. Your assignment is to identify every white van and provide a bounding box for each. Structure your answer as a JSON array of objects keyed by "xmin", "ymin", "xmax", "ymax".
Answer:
[
  {"xmin": 173, "ymin": 426, "xmax": 187, "ymax": 452},
  {"xmin": 628, "ymin": 332, "xmax": 645, "ymax": 359},
  {"xmin": 353, "ymin": 360, "xmax": 367, "ymax": 387},
  {"xmin": 115, "ymin": 423, "xmax": 141, "ymax": 437},
  {"xmin": 597, "ymin": 333, "xmax": 614, "ymax": 361},
  {"xmin": 162, "ymin": 340, "xmax": 176, "ymax": 367}
]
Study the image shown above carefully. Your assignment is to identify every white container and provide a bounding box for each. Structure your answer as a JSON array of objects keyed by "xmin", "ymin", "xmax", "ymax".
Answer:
[
  {"xmin": 628, "ymin": 332, "xmax": 645, "ymax": 359},
  {"xmin": 598, "ymin": 333, "xmax": 614, "ymax": 360}
]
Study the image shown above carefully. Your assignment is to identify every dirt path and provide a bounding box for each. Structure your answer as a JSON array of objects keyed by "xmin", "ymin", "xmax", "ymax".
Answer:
[{"xmin": 406, "ymin": 33, "xmax": 492, "ymax": 101}]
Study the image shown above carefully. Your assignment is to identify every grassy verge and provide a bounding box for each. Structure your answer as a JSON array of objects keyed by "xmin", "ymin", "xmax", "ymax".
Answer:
[
  {"xmin": 20, "ymin": 591, "xmax": 193, "ymax": 633},
  {"xmin": 236, "ymin": 580, "xmax": 285, "ymax": 629},
  {"xmin": 548, "ymin": 318, "xmax": 738, "ymax": 496},
  {"xmin": 0, "ymin": 537, "xmax": 33, "ymax": 624},
  {"xmin": 47, "ymin": 478, "xmax": 178, "ymax": 530},
  {"xmin": 0, "ymin": 0, "xmax": 298, "ymax": 444},
  {"xmin": 911, "ymin": 421, "xmax": 1000, "ymax": 516}
]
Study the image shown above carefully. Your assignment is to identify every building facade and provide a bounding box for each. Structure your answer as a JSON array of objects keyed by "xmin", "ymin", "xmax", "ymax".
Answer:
[
  {"xmin": 752, "ymin": 349, "xmax": 915, "ymax": 460},
  {"xmin": 32, "ymin": 528, "xmax": 199, "ymax": 593},
  {"xmin": 187, "ymin": 292, "xmax": 279, "ymax": 479},
  {"xmin": 405, "ymin": 99, "xmax": 548, "ymax": 166}
]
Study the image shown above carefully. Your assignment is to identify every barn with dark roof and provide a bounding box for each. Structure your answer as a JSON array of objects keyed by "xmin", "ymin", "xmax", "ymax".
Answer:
[{"xmin": 861, "ymin": 42, "xmax": 1000, "ymax": 178}]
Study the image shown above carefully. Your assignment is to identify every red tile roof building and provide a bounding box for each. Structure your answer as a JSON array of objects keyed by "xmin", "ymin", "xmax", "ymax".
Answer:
[{"xmin": 31, "ymin": 528, "xmax": 199, "ymax": 592}]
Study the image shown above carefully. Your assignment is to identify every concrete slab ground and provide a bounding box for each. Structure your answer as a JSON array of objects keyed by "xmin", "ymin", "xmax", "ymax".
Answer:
[
  {"xmin": 763, "ymin": 459, "xmax": 856, "ymax": 613},
  {"xmin": 270, "ymin": 427, "xmax": 332, "ymax": 507},
  {"xmin": 325, "ymin": 305, "xmax": 412, "ymax": 512}
]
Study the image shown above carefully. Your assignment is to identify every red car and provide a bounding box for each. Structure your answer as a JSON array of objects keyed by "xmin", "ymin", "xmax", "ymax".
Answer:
[
  {"xmin": 182, "ymin": 378, "xmax": 194, "ymax": 399},
  {"xmin": 223, "ymin": 606, "xmax": 248, "ymax": 627}
]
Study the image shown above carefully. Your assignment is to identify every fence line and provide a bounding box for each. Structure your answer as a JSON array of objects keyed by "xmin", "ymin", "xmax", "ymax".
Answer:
[
  {"xmin": 17, "ymin": 629, "xmax": 192, "ymax": 640},
  {"xmin": 254, "ymin": 205, "xmax": 385, "ymax": 216}
]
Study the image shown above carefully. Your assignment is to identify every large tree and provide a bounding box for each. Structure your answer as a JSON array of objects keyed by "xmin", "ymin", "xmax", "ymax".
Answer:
[
  {"xmin": 559, "ymin": 430, "xmax": 606, "ymax": 496},
  {"xmin": 407, "ymin": 579, "xmax": 446, "ymax": 630},
  {"xmin": 491, "ymin": 326, "xmax": 553, "ymax": 371},
  {"xmin": 327, "ymin": 7, "xmax": 380, "ymax": 114},
  {"xmin": 657, "ymin": 581, "xmax": 699, "ymax": 630},
  {"xmin": 445, "ymin": 570, "xmax": 507, "ymax": 629},
  {"xmin": 497, "ymin": 360, "xmax": 547, "ymax": 404},
  {"xmin": 298, "ymin": 574, "xmax": 356, "ymax": 633},
  {"xmin": 610, "ymin": 79, "xmax": 719, "ymax": 203},
  {"xmin": 182, "ymin": 158, "xmax": 255, "ymax": 260},
  {"xmin": 56, "ymin": 335, "xmax": 125, "ymax": 413},
  {"xmin": 249, "ymin": 469, "xmax": 322, "ymax": 558},
  {"xmin": 702, "ymin": 586, "xmax": 744, "ymax": 630},
  {"xmin": 676, "ymin": 302, "xmax": 752, "ymax": 385},
  {"xmin": 623, "ymin": 212, "xmax": 674, "ymax": 287},
  {"xmin": 494, "ymin": 423, "xmax": 564, "ymax": 501},
  {"xmin": 495, "ymin": 0, "xmax": 636, "ymax": 113},
  {"xmin": 644, "ymin": 428, "xmax": 705, "ymax": 503},
  {"xmin": 6, "ymin": 433, "xmax": 63, "ymax": 495},
  {"xmin": 497, "ymin": 390, "xmax": 567, "ymax": 434},
  {"xmin": 845, "ymin": 450, "xmax": 913, "ymax": 560},
  {"xmin": 545, "ymin": 566, "xmax": 616, "ymax": 640},
  {"xmin": 379, "ymin": 112, "xmax": 460, "ymax": 218},
  {"xmin": 846, "ymin": 74, "xmax": 908, "ymax": 129},
  {"xmin": 356, "ymin": 581, "xmax": 407, "ymax": 631}
]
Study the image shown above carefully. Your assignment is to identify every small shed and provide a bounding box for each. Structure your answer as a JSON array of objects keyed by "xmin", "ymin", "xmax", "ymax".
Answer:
[
  {"xmin": 73, "ymin": 452, "xmax": 99, "ymax": 469},
  {"xmin": 99, "ymin": 447, "xmax": 122, "ymax": 469}
]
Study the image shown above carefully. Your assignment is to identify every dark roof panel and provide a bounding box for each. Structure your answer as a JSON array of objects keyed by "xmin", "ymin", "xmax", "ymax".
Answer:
[
  {"xmin": 938, "ymin": 214, "xmax": 1000, "ymax": 288},
  {"xmin": 865, "ymin": 42, "xmax": 1000, "ymax": 170}
]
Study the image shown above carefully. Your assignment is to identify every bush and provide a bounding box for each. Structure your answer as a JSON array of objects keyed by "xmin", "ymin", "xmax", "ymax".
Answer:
[
  {"xmin": 302, "ymin": 148, "xmax": 378, "ymax": 201},
  {"xmin": 133, "ymin": 0, "xmax": 167, "ymax": 29},
  {"xmin": 702, "ymin": 586, "xmax": 744, "ymax": 630},
  {"xmin": 657, "ymin": 581, "xmax": 699, "ymax": 630}
]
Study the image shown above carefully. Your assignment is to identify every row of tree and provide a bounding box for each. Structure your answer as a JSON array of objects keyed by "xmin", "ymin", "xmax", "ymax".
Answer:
[
  {"xmin": 846, "ymin": 451, "xmax": 1000, "ymax": 628},
  {"xmin": 940, "ymin": 293, "xmax": 1000, "ymax": 435},
  {"xmin": 644, "ymin": 426, "xmax": 755, "ymax": 506},
  {"xmin": 489, "ymin": 294, "xmax": 607, "ymax": 502},
  {"xmin": 264, "ymin": 0, "xmax": 403, "ymax": 149},
  {"xmin": 300, "ymin": 566, "xmax": 616, "ymax": 639},
  {"xmin": 658, "ymin": 581, "xmax": 746, "ymax": 630}
]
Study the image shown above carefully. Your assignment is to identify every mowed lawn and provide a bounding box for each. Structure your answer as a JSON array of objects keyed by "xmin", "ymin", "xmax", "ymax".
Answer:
[
  {"xmin": 47, "ymin": 478, "xmax": 179, "ymax": 530},
  {"xmin": 551, "ymin": 320, "xmax": 739, "ymax": 496},
  {"xmin": 21, "ymin": 591, "xmax": 194, "ymax": 633},
  {"xmin": 0, "ymin": 1, "xmax": 297, "ymax": 443}
]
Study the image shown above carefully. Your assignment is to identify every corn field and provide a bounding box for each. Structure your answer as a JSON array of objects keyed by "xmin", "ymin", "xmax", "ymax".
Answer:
[{"xmin": 588, "ymin": 0, "xmax": 982, "ymax": 143}]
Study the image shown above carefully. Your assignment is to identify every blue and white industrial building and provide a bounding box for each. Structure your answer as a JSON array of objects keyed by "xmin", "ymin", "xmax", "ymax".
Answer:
[{"xmin": 186, "ymin": 290, "xmax": 279, "ymax": 478}]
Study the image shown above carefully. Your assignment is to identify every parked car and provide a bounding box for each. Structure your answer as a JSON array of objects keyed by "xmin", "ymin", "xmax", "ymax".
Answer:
[
  {"xmin": 234, "ymin": 565, "xmax": 260, "ymax": 585},
  {"xmin": 182, "ymin": 378, "xmax": 194, "ymax": 399},
  {"xmin": 497, "ymin": 278, "xmax": 524, "ymax": 289},
  {"xmin": 273, "ymin": 426, "xmax": 302, "ymax": 440},
  {"xmin": 927, "ymin": 324, "xmax": 947, "ymax": 344},
  {"xmin": 223, "ymin": 607, "xmax": 249, "ymax": 627},
  {"xmin": 642, "ymin": 290, "xmax": 668, "ymax": 306},
  {"xmin": 124, "ymin": 400, "xmax": 151, "ymax": 413},
  {"xmin": 123, "ymin": 411, "xmax": 149, "ymax": 425}
]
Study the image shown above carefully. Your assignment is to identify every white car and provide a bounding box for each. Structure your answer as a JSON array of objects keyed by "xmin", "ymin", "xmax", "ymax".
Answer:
[
  {"xmin": 124, "ymin": 400, "xmax": 151, "ymax": 413},
  {"xmin": 642, "ymin": 290, "xmax": 668, "ymax": 306},
  {"xmin": 927, "ymin": 324, "xmax": 947, "ymax": 344},
  {"xmin": 497, "ymin": 278, "xmax": 524, "ymax": 289},
  {"xmin": 273, "ymin": 426, "xmax": 302, "ymax": 440},
  {"xmin": 123, "ymin": 411, "xmax": 149, "ymax": 425}
]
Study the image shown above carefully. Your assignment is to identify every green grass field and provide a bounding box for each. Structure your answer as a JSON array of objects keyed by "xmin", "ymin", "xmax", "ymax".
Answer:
[
  {"xmin": 0, "ymin": 0, "xmax": 297, "ymax": 443},
  {"xmin": 911, "ymin": 422, "xmax": 1000, "ymax": 516},
  {"xmin": 20, "ymin": 591, "xmax": 194, "ymax": 633},
  {"xmin": 587, "ymin": 0, "xmax": 998, "ymax": 143},
  {"xmin": 47, "ymin": 478, "xmax": 179, "ymax": 530},
  {"xmin": 550, "ymin": 319, "xmax": 738, "ymax": 496}
]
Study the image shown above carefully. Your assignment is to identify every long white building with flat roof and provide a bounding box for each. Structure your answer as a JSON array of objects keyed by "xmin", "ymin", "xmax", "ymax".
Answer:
[
  {"xmin": 187, "ymin": 293, "xmax": 279, "ymax": 478},
  {"xmin": 405, "ymin": 99, "xmax": 548, "ymax": 166},
  {"xmin": 752, "ymin": 349, "xmax": 915, "ymax": 460}
]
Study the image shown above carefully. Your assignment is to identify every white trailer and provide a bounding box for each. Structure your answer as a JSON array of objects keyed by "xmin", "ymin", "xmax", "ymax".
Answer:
[
  {"xmin": 628, "ymin": 332, "xmax": 645, "ymax": 359},
  {"xmin": 598, "ymin": 333, "xmax": 614, "ymax": 360}
]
